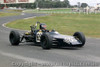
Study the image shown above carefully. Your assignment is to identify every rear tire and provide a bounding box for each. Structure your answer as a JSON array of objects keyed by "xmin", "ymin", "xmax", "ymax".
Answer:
[
  {"xmin": 41, "ymin": 33, "xmax": 52, "ymax": 49},
  {"xmin": 73, "ymin": 32, "xmax": 86, "ymax": 47},
  {"xmin": 9, "ymin": 30, "xmax": 20, "ymax": 46}
]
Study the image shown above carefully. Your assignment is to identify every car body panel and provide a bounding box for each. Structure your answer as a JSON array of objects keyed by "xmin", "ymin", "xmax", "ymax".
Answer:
[{"xmin": 49, "ymin": 31, "xmax": 82, "ymax": 46}]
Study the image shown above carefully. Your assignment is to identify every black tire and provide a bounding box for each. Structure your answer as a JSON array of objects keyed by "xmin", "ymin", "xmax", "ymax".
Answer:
[
  {"xmin": 9, "ymin": 30, "xmax": 20, "ymax": 46},
  {"xmin": 41, "ymin": 33, "xmax": 52, "ymax": 49},
  {"xmin": 73, "ymin": 32, "xmax": 86, "ymax": 47}
]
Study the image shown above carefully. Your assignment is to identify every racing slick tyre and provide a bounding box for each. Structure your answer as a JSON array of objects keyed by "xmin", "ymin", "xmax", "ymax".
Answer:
[
  {"xmin": 73, "ymin": 32, "xmax": 86, "ymax": 47},
  {"xmin": 41, "ymin": 33, "xmax": 52, "ymax": 49},
  {"xmin": 9, "ymin": 30, "xmax": 20, "ymax": 46}
]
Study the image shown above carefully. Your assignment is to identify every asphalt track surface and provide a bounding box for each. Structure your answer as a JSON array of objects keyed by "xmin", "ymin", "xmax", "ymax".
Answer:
[{"xmin": 0, "ymin": 12, "xmax": 100, "ymax": 67}]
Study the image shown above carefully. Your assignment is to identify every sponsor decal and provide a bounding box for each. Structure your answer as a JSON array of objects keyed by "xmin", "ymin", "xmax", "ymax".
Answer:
[
  {"xmin": 18, "ymin": 0, "xmax": 29, "ymax": 2},
  {"xmin": 4, "ymin": 0, "xmax": 16, "ymax": 3},
  {"xmin": 4, "ymin": 0, "xmax": 29, "ymax": 3}
]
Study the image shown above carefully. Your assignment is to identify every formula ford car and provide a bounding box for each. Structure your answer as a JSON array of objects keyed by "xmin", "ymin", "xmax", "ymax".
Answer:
[{"xmin": 9, "ymin": 22, "xmax": 86, "ymax": 49}]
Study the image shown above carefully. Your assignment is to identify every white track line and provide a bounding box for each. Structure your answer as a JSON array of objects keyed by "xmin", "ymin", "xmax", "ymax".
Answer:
[
  {"xmin": 0, "ymin": 50, "xmax": 70, "ymax": 67},
  {"xmin": 2, "ymin": 22, "xmax": 28, "ymax": 31},
  {"xmin": 0, "ymin": 50, "xmax": 51, "ymax": 64},
  {"xmin": 2, "ymin": 16, "xmax": 36, "ymax": 31},
  {"xmin": 24, "ymin": 16, "xmax": 36, "ymax": 19},
  {"xmin": 51, "ymin": 50, "xmax": 100, "ymax": 63},
  {"xmin": 2, "ymin": 22, "xmax": 11, "ymax": 29}
]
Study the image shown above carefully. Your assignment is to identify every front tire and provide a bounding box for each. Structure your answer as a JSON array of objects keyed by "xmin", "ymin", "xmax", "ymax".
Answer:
[
  {"xmin": 41, "ymin": 33, "xmax": 52, "ymax": 49},
  {"xmin": 73, "ymin": 32, "xmax": 86, "ymax": 47},
  {"xmin": 9, "ymin": 30, "xmax": 20, "ymax": 46}
]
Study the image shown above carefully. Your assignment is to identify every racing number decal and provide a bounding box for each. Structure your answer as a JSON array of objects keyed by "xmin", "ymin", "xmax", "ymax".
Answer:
[{"xmin": 36, "ymin": 30, "xmax": 42, "ymax": 42}]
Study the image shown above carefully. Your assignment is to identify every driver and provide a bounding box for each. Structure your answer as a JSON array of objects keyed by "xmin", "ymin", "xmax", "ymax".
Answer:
[{"xmin": 40, "ymin": 23, "xmax": 49, "ymax": 32}]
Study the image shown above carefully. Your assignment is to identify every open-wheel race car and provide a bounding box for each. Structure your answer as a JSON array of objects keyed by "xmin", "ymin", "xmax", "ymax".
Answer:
[{"xmin": 9, "ymin": 22, "xmax": 86, "ymax": 49}]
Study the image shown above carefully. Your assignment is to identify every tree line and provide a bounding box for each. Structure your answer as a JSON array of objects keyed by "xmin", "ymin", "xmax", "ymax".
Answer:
[
  {"xmin": 35, "ymin": 0, "xmax": 70, "ymax": 8},
  {"xmin": 0, "ymin": 0, "xmax": 70, "ymax": 9},
  {"xmin": 0, "ymin": 0, "xmax": 88, "ymax": 9}
]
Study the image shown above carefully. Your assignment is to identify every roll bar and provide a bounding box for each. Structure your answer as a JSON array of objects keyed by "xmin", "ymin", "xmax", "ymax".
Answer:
[{"xmin": 30, "ymin": 22, "xmax": 40, "ymax": 34}]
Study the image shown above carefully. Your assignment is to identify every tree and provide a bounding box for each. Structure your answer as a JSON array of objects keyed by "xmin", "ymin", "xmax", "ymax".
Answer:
[
  {"xmin": 64, "ymin": 0, "xmax": 70, "ymax": 7},
  {"xmin": 81, "ymin": 3, "xmax": 88, "ymax": 8},
  {"xmin": 2, "ymin": 0, "xmax": 70, "ymax": 9}
]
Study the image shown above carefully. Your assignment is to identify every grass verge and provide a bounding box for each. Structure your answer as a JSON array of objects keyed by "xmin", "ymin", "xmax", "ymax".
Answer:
[
  {"xmin": 25, "ymin": 9, "xmax": 72, "ymax": 13},
  {"xmin": 6, "ymin": 13, "xmax": 100, "ymax": 38},
  {"xmin": 0, "ymin": 12, "xmax": 20, "ymax": 17},
  {"xmin": 6, "ymin": 9, "xmax": 23, "ymax": 12}
]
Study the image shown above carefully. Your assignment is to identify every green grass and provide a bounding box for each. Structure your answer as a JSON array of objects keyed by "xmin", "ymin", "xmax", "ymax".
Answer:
[
  {"xmin": 25, "ymin": 9, "xmax": 72, "ymax": 13},
  {"xmin": 6, "ymin": 9, "xmax": 23, "ymax": 12},
  {"xmin": 0, "ymin": 12, "xmax": 20, "ymax": 17},
  {"xmin": 6, "ymin": 13, "xmax": 100, "ymax": 38}
]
